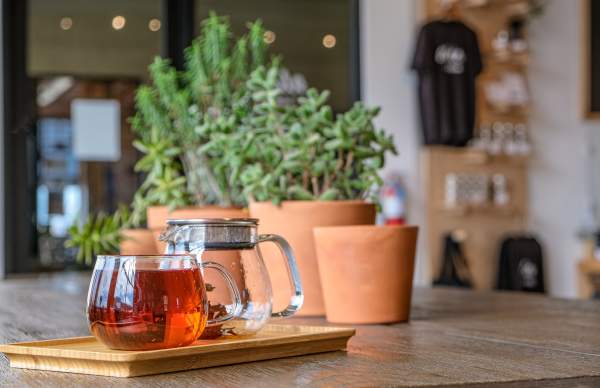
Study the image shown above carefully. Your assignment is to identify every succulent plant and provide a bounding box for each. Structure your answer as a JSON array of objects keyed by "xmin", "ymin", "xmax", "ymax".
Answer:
[{"xmin": 200, "ymin": 64, "xmax": 397, "ymax": 204}]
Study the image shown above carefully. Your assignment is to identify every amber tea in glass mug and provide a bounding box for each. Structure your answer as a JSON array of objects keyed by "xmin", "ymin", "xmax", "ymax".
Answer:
[{"xmin": 87, "ymin": 255, "xmax": 241, "ymax": 350}]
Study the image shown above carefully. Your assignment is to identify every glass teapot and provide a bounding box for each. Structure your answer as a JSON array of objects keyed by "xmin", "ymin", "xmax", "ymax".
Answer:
[{"xmin": 160, "ymin": 218, "xmax": 303, "ymax": 336}]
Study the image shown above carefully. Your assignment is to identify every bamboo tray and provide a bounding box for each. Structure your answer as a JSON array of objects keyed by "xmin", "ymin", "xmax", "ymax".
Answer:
[{"xmin": 0, "ymin": 324, "xmax": 354, "ymax": 378}]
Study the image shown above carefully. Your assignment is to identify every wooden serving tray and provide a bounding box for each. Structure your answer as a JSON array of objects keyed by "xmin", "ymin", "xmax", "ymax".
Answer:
[{"xmin": 0, "ymin": 324, "xmax": 354, "ymax": 378}]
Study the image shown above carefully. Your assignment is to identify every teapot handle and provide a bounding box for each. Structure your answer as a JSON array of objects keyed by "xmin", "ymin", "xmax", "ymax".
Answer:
[
  {"xmin": 201, "ymin": 261, "xmax": 243, "ymax": 325},
  {"xmin": 258, "ymin": 234, "xmax": 304, "ymax": 317}
]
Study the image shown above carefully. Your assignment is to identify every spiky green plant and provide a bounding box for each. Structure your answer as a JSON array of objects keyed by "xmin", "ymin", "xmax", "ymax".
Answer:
[
  {"xmin": 129, "ymin": 12, "xmax": 273, "ymax": 207},
  {"xmin": 65, "ymin": 206, "xmax": 130, "ymax": 266},
  {"xmin": 66, "ymin": 13, "xmax": 275, "ymax": 264}
]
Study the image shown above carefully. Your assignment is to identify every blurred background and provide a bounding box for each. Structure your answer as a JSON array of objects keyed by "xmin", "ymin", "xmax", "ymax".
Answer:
[{"xmin": 1, "ymin": 0, "xmax": 600, "ymax": 300}]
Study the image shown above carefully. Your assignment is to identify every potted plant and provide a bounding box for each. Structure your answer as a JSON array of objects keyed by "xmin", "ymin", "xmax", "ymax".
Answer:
[
  {"xmin": 131, "ymin": 14, "xmax": 279, "ymax": 249},
  {"xmin": 66, "ymin": 14, "xmax": 274, "ymax": 261},
  {"xmin": 67, "ymin": 13, "xmax": 396, "ymax": 319},
  {"xmin": 199, "ymin": 64, "xmax": 397, "ymax": 315},
  {"xmin": 66, "ymin": 204, "xmax": 155, "ymax": 265}
]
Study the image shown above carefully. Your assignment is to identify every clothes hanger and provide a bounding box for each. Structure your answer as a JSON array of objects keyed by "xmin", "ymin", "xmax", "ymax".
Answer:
[
  {"xmin": 517, "ymin": 212, "xmax": 534, "ymax": 239},
  {"xmin": 439, "ymin": 0, "xmax": 461, "ymax": 21}
]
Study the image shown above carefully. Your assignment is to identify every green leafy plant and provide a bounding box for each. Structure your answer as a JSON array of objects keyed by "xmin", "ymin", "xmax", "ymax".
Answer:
[
  {"xmin": 66, "ymin": 13, "xmax": 275, "ymax": 264},
  {"xmin": 129, "ymin": 12, "xmax": 273, "ymax": 207},
  {"xmin": 65, "ymin": 206, "xmax": 131, "ymax": 266},
  {"xmin": 66, "ymin": 12, "xmax": 396, "ymax": 264},
  {"xmin": 200, "ymin": 64, "xmax": 397, "ymax": 204}
]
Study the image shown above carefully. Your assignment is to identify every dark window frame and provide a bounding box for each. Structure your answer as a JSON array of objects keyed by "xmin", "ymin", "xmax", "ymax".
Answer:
[{"xmin": 2, "ymin": 0, "xmax": 38, "ymax": 274}]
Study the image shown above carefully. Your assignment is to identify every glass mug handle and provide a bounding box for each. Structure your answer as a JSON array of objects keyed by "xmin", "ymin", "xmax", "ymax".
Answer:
[
  {"xmin": 258, "ymin": 234, "xmax": 304, "ymax": 317},
  {"xmin": 201, "ymin": 261, "xmax": 242, "ymax": 325}
]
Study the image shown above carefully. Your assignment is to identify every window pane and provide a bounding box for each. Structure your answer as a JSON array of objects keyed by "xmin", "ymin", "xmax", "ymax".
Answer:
[
  {"xmin": 25, "ymin": 0, "xmax": 161, "ymax": 270},
  {"xmin": 195, "ymin": 0, "xmax": 352, "ymax": 111},
  {"xmin": 28, "ymin": 0, "xmax": 162, "ymax": 78}
]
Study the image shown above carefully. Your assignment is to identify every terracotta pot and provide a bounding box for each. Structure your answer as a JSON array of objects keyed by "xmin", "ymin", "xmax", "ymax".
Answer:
[
  {"xmin": 119, "ymin": 228, "xmax": 158, "ymax": 255},
  {"xmin": 146, "ymin": 206, "xmax": 249, "ymax": 253},
  {"xmin": 249, "ymin": 201, "xmax": 376, "ymax": 316},
  {"xmin": 314, "ymin": 225, "xmax": 418, "ymax": 324}
]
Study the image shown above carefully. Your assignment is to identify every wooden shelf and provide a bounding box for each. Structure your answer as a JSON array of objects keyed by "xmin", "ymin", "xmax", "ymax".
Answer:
[
  {"xmin": 462, "ymin": 0, "xmax": 530, "ymax": 11},
  {"xmin": 427, "ymin": 148, "xmax": 530, "ymax": 166},
  {"xmin": 422, "ymin": 0, "xmax": 530, "ymax": 291},
  {"xmin": 437, "ymin": 204, "xmax": 521, "ymax": 217},
  {"xmin": 484, "ymin": 51, "xmax": 530, "ymax": 66},
  {"xmin": 484, "ymin": 103, "xmax": 530, "ymax": 117},
  {"xmin": 578, "ymin": 259, "xmax": 600, "ymax": 299},
  {"xmin": 579, "ymin": 259, "xmax": 600, "ymax": 274},
  {"xmin": 488, "ymin": 154, "xmax": 530, "ymax": 166},
  {"xmin": 422, "ymin": 147, "xmax": 528, "ymax": 290}
]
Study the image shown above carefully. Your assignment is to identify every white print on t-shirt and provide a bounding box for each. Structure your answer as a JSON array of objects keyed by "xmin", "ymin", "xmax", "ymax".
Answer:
[
  {"xmin": 434, "ymin": 44, "xmax": 465, "ymax": 74},
  {"xmin": 518, "ymin": 257, "xmax": 539, "ymax": 289}
]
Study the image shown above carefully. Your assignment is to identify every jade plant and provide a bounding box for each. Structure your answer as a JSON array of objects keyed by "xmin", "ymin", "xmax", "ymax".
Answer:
[{"xmin": 200, "ymin": 63, "xmax": 397, "ymax": 204}]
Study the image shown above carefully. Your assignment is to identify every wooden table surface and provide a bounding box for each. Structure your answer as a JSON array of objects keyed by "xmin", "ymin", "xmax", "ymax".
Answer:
[{"xmin": 1, "ymin": 273, "xmax": 600, "ymax": 387}]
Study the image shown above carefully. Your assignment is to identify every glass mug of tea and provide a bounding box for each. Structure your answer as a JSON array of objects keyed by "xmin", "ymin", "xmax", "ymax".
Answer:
[
  {"xmin": 87, "ymin": 255, "xmax": 241, "ymax": 350},
  {"xmin": 160, "ymin": 218, "xmax": 303, "ymax": 337}
]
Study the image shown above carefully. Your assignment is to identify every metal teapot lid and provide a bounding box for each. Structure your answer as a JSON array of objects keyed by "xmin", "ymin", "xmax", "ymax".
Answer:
[
  {"xmin": 166, "ymin": 218, "xmax": 259, "ymax": 226},
  {"xmin": 160, "ymin": 218, "xmax": 258, "ymax": 250}
]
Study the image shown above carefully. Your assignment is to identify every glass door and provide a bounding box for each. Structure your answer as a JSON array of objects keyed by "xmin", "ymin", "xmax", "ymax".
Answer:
[{"xmin": 4, "ymin": 0, "xmax": 163, "ymax": 272}]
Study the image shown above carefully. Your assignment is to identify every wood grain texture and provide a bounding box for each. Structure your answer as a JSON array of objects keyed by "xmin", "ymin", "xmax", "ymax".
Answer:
[{"xmin": 2, "ymin": 273, "xmax": 600, "ymax": 387}]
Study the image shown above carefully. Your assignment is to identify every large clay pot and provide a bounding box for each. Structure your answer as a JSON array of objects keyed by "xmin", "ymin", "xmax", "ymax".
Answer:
[
  {"xmin": 119, "ymin": 228, "xmax": 158, "ymax": 255},
  {"xmin": 314, "ymin": 225, "xmax": 418, "ymax": 324},
  {"xmin": 249, "ymin": 201, "xmax": 376, "ymax": 316},
  {"xmin": 146, "ymin": 206, "xmax": 249, "ymax": 307},
  {"xmin": 146, "ymin": 206, "xmax": 248, "ymax": 253}
]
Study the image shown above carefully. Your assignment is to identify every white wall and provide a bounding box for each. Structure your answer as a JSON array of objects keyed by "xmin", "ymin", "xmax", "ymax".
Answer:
[
  {"xmin": 527, "ymin": 0, "xmax": 600, "ymax": 298},
  {"xmin": 360, "ymin": 0, "xmax": 428, "ymax": 285}
]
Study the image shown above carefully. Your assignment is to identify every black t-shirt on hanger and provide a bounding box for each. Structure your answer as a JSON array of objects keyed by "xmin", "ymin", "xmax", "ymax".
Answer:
[{"xmin": 412, "ymin": 20, "xmax": 482, "ymax": 146}]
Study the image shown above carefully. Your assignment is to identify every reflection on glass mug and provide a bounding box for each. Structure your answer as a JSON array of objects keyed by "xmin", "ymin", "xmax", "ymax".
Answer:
[
  {"xmin": 160, "ymin": 218, "xmax": 303, "ymax": 337},
  {"xmin": 87, "ymin": 254, "xmax": 241, "ymax": 350}
]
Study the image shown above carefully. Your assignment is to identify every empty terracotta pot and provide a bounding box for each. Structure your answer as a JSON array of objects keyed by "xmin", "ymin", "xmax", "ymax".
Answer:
[
  {"xmin": 249, "ymin": 201, "xmax": 376, "ymax": 316},
  {"xmin": 119, "ymin": 228, "xmax": 158, "ymax": 255},
  {"xmin": 146, "ymin": 206, "xmax": 248, "ymax": 253},
  {"xmin": 314, "ymin": 225, "xmax": 418, "ymax": 324}
]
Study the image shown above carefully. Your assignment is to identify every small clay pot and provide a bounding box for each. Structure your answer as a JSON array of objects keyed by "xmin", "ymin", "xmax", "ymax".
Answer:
[
  {"xmin": 146, "ymin": 206, "xmax": 249, "ymax": 253},
  {"xmin": 119, "ymin": 229, "xmax": 158, "ymax": 255},
  {"xmin": 249, "ymin": 201, "xmax": 376, "ymax": 316},
  {"xmin": 314, "ymin": 225, "xmax": 418, "ymax": 324}
]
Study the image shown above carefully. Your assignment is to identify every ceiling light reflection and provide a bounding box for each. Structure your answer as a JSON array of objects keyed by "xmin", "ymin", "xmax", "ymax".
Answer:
[
  {"xmin": 148, "ymin": 18, "xmax": 161, "ymax": 32},
  {"xmin": 60, "ymin": 17, "xmax": 73, "ymax": 31},
  {"xmin": 263, "ymin": 30, "xmax": 276, "ymax": 44},
  {"xmin": 322, "ymin": 34, "xmax": 336, "ymax": 49},
  {"xmin": 112, "ymin": 16, "xmax": 126, "ymax": 30}
]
